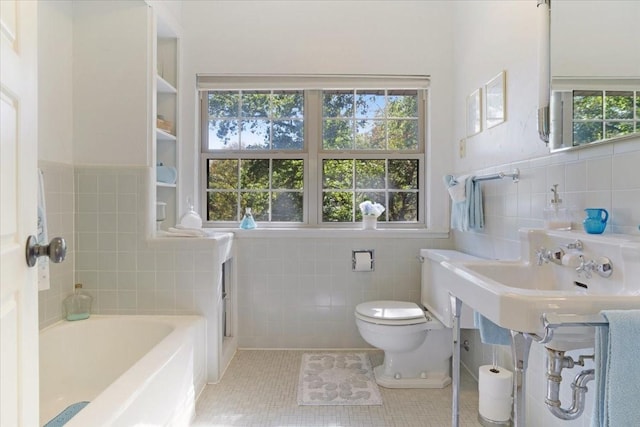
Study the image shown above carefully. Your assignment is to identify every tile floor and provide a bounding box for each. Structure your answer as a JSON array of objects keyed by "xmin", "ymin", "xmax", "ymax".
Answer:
[{"xmin": 193, "ymin": 350, "xmax": 482, "ymax": 427}]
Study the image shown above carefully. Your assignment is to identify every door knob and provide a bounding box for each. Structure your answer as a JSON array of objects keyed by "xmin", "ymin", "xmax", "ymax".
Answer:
[{"xmin": 25, "ymin": 235, "xmax": 67, "ymax": 267}]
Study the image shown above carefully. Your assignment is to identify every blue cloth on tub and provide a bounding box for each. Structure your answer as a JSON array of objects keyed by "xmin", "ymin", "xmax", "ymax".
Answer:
[
  {"xmin": 44, "ymin": 401, "xmax": 89, "ymax": 427},
  {"xmin": 474, "ymin": 312, "xmax": 511, "ymax": 346},
  {"xmin": 592, "ymin": 310, "xmax": 640, "ymax": 427}
]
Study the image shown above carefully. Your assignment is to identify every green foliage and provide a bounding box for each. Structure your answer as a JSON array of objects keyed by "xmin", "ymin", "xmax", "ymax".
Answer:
[{"xmin": 572, "ymin": 90, "xmax": 639, "ymax": 145}]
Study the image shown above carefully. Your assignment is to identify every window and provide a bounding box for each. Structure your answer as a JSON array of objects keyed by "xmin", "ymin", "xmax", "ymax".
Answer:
[
  {"xmin": 572, "ymin": 89, "xmax": 640, "ymax": 145},
  {"xmin": 200, "ymin": 77, "xmax": 428, "ymax": 228}
]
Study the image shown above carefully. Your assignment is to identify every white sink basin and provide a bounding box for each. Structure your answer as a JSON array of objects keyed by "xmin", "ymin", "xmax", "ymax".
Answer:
[{"xmin": 441, "ymin": 229, "xmax": 640, "ymax": 347}]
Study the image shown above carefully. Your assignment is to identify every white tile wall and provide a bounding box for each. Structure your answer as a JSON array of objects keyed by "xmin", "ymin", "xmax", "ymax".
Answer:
[
  {"xmin": 38, "ymin": 162, "xmax": 75, "ymax": 328},
  {"xmin": 236, "ymin": 237, "xmax": 453, "ymax": 348},
  {"xmin": 73, "ymin": 166, "xmax": 222, "ymax": 316}
]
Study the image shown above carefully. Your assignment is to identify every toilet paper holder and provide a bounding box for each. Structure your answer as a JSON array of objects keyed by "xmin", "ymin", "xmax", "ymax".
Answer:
[{"xmin": 352, "ymin": 250, "xmax": 374, "ymax": 272}]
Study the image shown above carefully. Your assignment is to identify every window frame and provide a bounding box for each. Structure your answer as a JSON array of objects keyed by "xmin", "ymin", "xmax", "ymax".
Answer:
[{"xmin": 198, "ymin": 76, "xmax": 429, "ymax": 229}]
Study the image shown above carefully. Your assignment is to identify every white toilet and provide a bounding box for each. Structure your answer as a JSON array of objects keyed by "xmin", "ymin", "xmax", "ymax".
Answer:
[{"xmin": 355, "ymin": 300, "xmax": 452, "ymax": 388}]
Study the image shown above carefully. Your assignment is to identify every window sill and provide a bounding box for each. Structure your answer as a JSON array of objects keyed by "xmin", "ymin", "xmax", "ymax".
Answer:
[{"xmin": 205, "ymin": 227, "xmax": 450, "ymax": 239}]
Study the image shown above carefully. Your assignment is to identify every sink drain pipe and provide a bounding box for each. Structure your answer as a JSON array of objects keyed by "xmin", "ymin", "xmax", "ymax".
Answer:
[{"xmin": 544, "ymin": 348, "xmax": 595, "ymax": 420}]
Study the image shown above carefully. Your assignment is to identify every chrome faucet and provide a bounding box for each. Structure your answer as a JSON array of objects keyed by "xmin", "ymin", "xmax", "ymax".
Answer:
[
  {"xmin": 575, "ymin": 255, "xmax": 596, "ymax": 278},
  {"xmin": 575, "ymin": 255, "xmax": 613, "ymax": 278},
  {"xmin": 535, "ymin": 247, "xmax": 564, "ymax": 266}
]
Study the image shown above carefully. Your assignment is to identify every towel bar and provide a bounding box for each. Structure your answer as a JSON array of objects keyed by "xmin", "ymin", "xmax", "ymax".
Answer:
[
  {"xmin": 534, "ymin": 312, "xmax": 608, "ymax": 345},
  {"xmin": 472, "ymin": 168, "xmax": 519, "ymax": 183},
  {"xmin": 542, "ymin": 313, "xmax": 608, "ymax": 329}
]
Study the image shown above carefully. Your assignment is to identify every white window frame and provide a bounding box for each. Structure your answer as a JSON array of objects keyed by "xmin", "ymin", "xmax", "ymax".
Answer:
[{"xmin": 198, "ymin": 75, "xmax": 430, "ymax": 229}]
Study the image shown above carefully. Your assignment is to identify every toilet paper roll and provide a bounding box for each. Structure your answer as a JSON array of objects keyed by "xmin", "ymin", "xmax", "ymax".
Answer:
[
  {"xmin": 354, "ymin": 251, "xmax": 373, "ymax": 271},
  {"xmin": 478, "ymin": 365, "xmax": 513, "ymax": 422}
]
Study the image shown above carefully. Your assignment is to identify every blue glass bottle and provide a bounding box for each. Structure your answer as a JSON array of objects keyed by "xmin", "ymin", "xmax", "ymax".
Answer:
[{"xmin": 239, "ymin": 207, "xmax": 257, "ymax": 229}]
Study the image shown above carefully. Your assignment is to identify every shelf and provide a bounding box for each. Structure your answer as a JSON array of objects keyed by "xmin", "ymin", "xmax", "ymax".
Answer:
[
  {"xmin": 156, "ymin": 128, "xmax": 176, "ymax": 141},
  {"xmin": 156, "ymin": 75, "xmax": 177, "ymax": 94},
  {"xmin": 156, "ymin": 182, "xmax": 177, "ymax": 188}
]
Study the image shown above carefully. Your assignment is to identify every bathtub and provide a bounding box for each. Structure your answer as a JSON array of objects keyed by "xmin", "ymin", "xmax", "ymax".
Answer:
[{"xmin": 39, "ymin": 315, "xmax": 206, "ymax": 427}]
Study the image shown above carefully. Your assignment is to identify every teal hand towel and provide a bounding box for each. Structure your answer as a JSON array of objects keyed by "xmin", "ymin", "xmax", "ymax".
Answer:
[
  {"xmin": 592, "ymin": 310, "xmax": 640, "ymax": 427},
  {"xmin": 474, "ymin": 312, "xmax": 511, "ymax": 346},
  {"xmin": 443, "ymin": 174, "xmax": 484, "ymax": 231}
]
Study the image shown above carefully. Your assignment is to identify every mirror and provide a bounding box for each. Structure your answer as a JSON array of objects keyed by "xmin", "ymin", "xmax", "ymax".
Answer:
[{"xmin": 549, "ymin": 0, "xmax": 640, "ymax": 152}]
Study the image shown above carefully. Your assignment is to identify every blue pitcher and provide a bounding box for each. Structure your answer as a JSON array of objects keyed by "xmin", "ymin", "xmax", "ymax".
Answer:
[{"xmin": 583, "ymin": 208, "xmax": 608, "ymax": 234}]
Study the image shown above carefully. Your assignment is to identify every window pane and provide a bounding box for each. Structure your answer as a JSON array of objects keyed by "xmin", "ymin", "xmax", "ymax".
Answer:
[
  {"xmin": 240, "ymin": 192, "xmax": 269, "ymax": 221},
  {"xmin": 323, "ymin": 91, "xmax": 353, "ymax": 117},
  {"xmin": 208, "ymin": 91, "xmax": 239, "ymax": 117},
  {"xmin": 388, "ymin": 90, "xmax": 418, "ymax": 117},
  {"xmin": 605, "ymin": 122, "xmax": 634, "ymax": 139},
  {"xmin": 355, "ymin": 120, "xmax": 385, "ymax": 149},
  {"xmin": 272, "ymin": 159, "xmax": 303, "ymax": 189},
  {"xmin": 388, "ymin": 192, "xmax": 418, "ymax": 221},
  {"xmin": 208, "ymin": 192, "xmax": 238, "ymax": 221},
  {"xmin": 323, "ymin": 119, "xmax": 353, "ymax": 150},
  {"xmin": 240, "ymin": 159, "xmax": 269, "ymax": 189},
  {"xmin": 573, "ymin": 122, "xmax": 603, "ymax": 145},
  {"xmin": 272, "ymin": 90, "xmax": 303, "ymax": 118},
  {"xmin": 636, "ymin": 92, "xmax": 640, "ymax": 119},
  {"xmin": 241, "ymin": 91, "xmax": 270, "ymax": 117},
  {"xmin": 355, "ymin": 160, "xmax": 385, "ymax": 189},
  {"xmin": 356, "ymin": 90, "xmax": 385, "ymax": 118},
  {"xmin": 272, "ymin": 120, "xmax": 303, "ymax": 150},
  {"xmin": 272, "ymin": 192, "xmax": 303, "ymax": 221},
  {"xmin": 323, "ymin": 159, "xmax": 352, "ymax": 189},
  {"xmin": 322, "ymin": 192, "xmax": 353, "ymax": 222},
  {"xmin": 605, "ymin": 91, "xmax": 634, "ymax": 120},
  {"xmin": 388, "ymin": 159, "xmax": 418, "ymax": 189},
  {"xmin": 241, "ymin": 119, "xmax": 270, "ymax": 149},
  {"xmin": 388, "ymin": 119, "xmax": 418, "ymax": 150},
  {"xmin": 208, "ymin": 119, "xmax": 240, "ymax": 150},
  {"xmin": 208, "ymin": 159, "xmax": 238, "ymax": 189},
  {"xmin": 573, "ymin": 91, "xmax": 603, "ymax": 120}
]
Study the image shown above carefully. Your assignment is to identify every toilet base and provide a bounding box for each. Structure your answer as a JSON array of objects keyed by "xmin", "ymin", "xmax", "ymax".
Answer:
[{"xmin": 373, "ymin": 365, "xmax": 451, "ymax": 389}]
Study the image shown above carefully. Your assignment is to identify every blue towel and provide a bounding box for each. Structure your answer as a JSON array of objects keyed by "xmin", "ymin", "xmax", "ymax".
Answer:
[
  {"xmin": 474, "ymin": 312, "xmax": 511, "ymax": 346},
  {"xmin": 592, "ymin": 310, "xmax": 640, "ymax": 427},
  {"xmin": 44, "ymin": 401, "xmax": 89, "ymax": 427},
  {"xmin": 443, "ymin": 174, "xmax": 484, "ymax": 231}
]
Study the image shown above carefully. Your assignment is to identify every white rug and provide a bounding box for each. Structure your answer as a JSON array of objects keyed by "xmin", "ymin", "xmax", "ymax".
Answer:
[{"xmin": 297, "ymin": 352, "xmax": 382, "ymax": 406}]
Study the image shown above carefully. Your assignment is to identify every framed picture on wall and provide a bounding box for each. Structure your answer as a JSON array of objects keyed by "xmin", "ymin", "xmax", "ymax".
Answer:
[
  {"xmin": 466, "ymin": 88, "xmax": 482, "ymax": 136},
  {"xmin": 485, "ymin": 71, "xmax": 506, "ymax": 129}
]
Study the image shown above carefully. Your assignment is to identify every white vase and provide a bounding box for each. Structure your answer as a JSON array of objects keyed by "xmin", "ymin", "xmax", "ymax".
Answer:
[{"xmin": 362, "ymin": 215, "xmax": 377, "ymax": 230}]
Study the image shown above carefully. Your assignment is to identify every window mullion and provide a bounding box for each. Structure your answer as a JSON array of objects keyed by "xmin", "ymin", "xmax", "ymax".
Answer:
[{"xmin": 306, "ymin": 90, "xmax": 321, "ymax": 226}]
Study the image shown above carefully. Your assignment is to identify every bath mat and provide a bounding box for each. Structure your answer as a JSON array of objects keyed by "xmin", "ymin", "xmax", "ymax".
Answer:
[
  {"xmin": 297, "ymin": 352, "xmax": 382, "ymax": 406},
  {"xmin": 44, "ymin": 401, "xmax": 89, "ymax": 427}
]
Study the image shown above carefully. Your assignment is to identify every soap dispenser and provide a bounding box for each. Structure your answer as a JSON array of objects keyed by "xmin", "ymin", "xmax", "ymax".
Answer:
[
  {"xmin": 543, "ymin": 184, "xmax": 571, "ymax": 230},
  {"xmin": 63, "ymin": 283, "xmax": 93, "ymax": 321}
]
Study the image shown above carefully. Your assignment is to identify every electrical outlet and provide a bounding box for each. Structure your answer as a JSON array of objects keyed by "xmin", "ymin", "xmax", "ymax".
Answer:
[{"xmin": 459, "ymin": 139, "xmax": 466, "ymax": 158}]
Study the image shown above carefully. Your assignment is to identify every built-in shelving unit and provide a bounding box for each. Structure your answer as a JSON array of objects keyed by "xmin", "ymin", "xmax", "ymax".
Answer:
[{"xmin": 154, "ymin": 14, "xmax": 180, "ymax": 231}]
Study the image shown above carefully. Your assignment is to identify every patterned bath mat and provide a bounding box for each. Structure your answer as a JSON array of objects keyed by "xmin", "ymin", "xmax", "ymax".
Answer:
[{"xmin": 297, "ymin": 352, "xmax": 382, "ymax": 406}]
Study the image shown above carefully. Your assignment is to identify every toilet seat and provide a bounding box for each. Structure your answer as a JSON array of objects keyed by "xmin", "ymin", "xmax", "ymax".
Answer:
[{"xmin": 355, "ymin": 301, "xmax": 427, "ymax": 326}]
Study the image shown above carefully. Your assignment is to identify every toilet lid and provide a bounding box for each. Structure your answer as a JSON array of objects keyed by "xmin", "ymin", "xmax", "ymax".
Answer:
[{"xmin": 356, "ymin": 301, "xmax": 425, "ymax": 321}]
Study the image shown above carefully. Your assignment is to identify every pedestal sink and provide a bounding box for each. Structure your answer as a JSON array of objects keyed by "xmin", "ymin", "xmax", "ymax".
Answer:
[
  {"xmin": 441, "ymin": 228, "xmax": 640, "ymax": 426},
  {"xmin": 440, "ymin": 228, "xmax": 640, "ymax": 348}
]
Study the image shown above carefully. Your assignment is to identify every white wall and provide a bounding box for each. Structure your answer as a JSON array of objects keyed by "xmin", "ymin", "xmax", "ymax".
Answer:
[
  {"xmin": 72, "ymin": 0, "xmax": 150, "ymax": 166},
  {"xmin": 179, "ymin": 0, "xmax": 455, "ymax": 229},
  {"xmin": 551, "ymin": 0, "xmax": 640, "ymax": 77},
  {"xmin": 38, "ymin": 0, "xmax": 73, "ymax": 164}
]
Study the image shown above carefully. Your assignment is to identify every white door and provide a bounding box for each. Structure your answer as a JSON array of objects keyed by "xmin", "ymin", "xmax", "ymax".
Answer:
[{"xmin": 1, "ymin": 1, "xmax": 40, "ymax": 426}]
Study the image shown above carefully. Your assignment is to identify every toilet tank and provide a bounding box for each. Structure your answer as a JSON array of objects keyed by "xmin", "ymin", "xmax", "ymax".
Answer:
[{"xmin": 420, "ymin": 249, "xmax": 480, "ymax": 329}]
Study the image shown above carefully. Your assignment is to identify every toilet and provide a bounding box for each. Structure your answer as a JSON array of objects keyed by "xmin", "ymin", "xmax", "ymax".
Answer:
[{"xmin": 355, "ymin": 300, "xmax": 452, "ymax": 388}]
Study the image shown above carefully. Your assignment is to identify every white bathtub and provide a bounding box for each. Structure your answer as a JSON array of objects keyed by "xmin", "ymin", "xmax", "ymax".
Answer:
[{"xmin": 39, "ymin": 315, "xmax": 206, "ymax": 427}]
